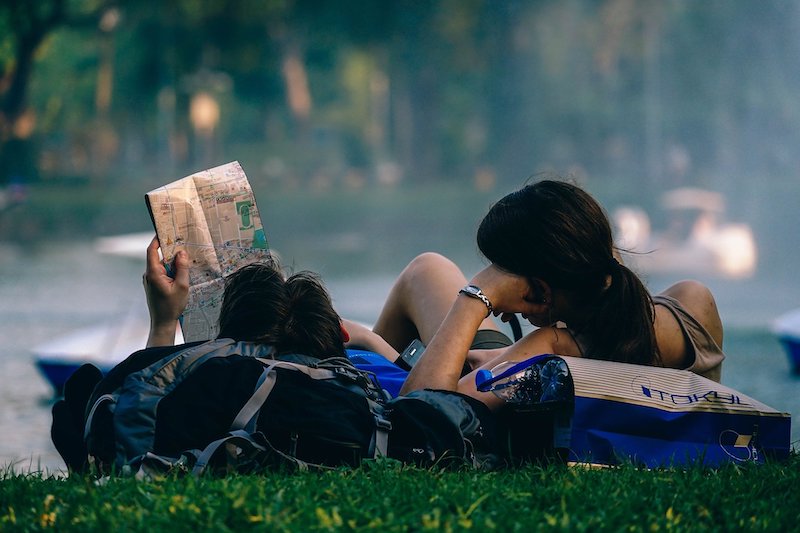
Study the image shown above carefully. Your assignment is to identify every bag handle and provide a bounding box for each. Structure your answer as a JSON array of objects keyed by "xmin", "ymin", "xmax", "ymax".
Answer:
[
  {"xmin": 231, "ymin": 360, "xmax": 339, "ymax": 432},
  {"xmin": 83, "ymin": 394, "xmax": 115, "ymax": 442},
  {"xmin": 231, "ymin": 360, "xmax": 392, "ymax": 459}
]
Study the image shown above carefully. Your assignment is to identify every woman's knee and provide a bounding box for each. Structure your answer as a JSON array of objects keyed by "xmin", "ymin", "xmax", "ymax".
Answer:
[{"xmin": 400, "ymin": 252, "xmax": 463, "ymax": 287}]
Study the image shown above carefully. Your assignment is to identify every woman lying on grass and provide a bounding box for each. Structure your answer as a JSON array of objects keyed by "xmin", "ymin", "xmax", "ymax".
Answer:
[
  {"xmin": 146, "ymin": 179, "xmax": 725, "ymax": 412},
  {"xmin": 372, "ymin": 180, "xmax": 725, "ymax": 411}
]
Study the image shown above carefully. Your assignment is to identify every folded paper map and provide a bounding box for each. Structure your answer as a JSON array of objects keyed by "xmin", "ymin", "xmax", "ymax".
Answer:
[{"xmin": 145, "ymin": 161, "xmax": 271, "ymax": 341}]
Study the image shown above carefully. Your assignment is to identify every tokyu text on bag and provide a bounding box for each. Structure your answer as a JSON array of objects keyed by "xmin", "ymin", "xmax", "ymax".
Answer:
[
  {"xmin": 83, "ymin": 339, "xmax": 391, "ymax": 475},
  {"xmin": 562, "ymin": 356, "xmax": 791, "ymax": 467},
  {"xmin": 476, "ymin": 353, "xmax": 791, "ymax": 468}
]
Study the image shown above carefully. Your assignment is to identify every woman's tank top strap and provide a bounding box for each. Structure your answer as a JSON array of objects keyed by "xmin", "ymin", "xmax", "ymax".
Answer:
[
  {"xmin": 652, "ymin": 294, "xmax": 725, "ymax": 382},
  {"xmin": 563, "ymin": 326, "xmax": 588, "ymax": 358}
]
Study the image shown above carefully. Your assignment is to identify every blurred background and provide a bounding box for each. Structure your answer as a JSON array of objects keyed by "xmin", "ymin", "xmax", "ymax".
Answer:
[{"xmin": 1, "ymin": 0, "xmax": 798, "ymax": 471}]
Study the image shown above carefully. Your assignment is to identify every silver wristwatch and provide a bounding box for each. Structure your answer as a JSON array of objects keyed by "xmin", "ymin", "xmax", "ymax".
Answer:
[{"xmin": 459, "ymin": 284, "xmax": 493, "ymax": 316}]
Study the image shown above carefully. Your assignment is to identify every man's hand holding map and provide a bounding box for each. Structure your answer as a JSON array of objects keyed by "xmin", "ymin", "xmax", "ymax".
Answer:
[{"xmin": 146, "ymin": 161, "xmax": 272, "ymax": 342}]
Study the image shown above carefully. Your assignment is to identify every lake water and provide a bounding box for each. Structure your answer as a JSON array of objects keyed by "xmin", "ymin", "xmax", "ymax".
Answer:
[{"xmin": 0, "ymin": 239, "xmax": 798, "ymax": 474}]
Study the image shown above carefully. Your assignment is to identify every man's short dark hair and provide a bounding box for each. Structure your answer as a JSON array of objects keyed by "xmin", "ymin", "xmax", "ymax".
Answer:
[
  {"xmin": 218, "ymin": 260, "xmax": 288, "ymax": 345},
  {"xmin": 217, "ymin": 260, "xmax": 345, "ymax": 359}
]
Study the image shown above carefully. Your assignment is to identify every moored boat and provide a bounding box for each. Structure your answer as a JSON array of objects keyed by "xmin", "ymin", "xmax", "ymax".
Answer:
[
  {"xmin": 32, "ymin": 232, "xmax": 178, "ymax": 395},
  {"xmin": 35, "ymin": 320, "xmax": 145, "ymax": 395},
  {"xmin": 772, "ymin": 308, "xmax": 800, "ymax": 374},
  {"xmin": 613, "ymin": 188, "xmax": 757, "ymax": 279}
]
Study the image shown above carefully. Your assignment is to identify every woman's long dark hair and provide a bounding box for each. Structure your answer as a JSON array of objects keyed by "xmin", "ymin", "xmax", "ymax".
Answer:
[{"xmin": 477, "ymin": 180, "xmax": 659, "ymax": 365}]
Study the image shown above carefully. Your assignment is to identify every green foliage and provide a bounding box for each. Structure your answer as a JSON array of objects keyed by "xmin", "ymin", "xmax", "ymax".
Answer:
[
  {"xmin": 29, "ymin": 28, "xmax": 101, "ymax": 131},
  {"xmin": 4, "ymin": 0, "xmax": 800, "ymax": 195},
  {"xmin": 2, "ymin": 456, "xmax": 799, "ymax": 531}
]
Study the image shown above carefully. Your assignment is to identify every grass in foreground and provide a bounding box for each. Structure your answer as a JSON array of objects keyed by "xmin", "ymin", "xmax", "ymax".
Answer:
[{"xmin": 1, "ymin": 455, "xmax": 798, "ymax": 532}]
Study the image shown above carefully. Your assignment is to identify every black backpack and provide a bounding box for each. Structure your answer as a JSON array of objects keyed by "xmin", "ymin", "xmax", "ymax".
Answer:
[
  {"xmin": 53, "ymin": 339, "xmax": 503, "ymax": 476},
  {"xmin": 385, "ymin": 389, "xmax": 501, "ymax": 469}
]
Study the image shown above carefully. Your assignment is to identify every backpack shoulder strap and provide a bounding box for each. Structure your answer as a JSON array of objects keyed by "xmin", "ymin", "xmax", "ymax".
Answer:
[
  {"xmin": 233, "ymin": 358, "xmax": 391, "ymax": 459},
  {"xmin": 232, "ymin": 360, "xmax": 338, "ymax": 432},
  {"xmin": 111, "ymin": 339, "xmax": 274, "ymax": 467}
]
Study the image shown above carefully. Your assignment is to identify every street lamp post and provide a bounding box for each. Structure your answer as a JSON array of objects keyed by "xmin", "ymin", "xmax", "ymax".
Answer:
[{"xmin": 189, "ymin": 91, "xmax": 220, "ymax": 166}]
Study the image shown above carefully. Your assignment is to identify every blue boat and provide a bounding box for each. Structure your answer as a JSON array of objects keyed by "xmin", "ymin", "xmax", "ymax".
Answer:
[
  {"xmin": 773, "ymin": 309, "xmax": 800, "ymax": 374},
  {"xmin": 33, "ymin": 233, "xmax": 170, "ymax": 395},
  {"xmin": 33, "ymin": 314, "xmax": 163, "ymax": 395}
]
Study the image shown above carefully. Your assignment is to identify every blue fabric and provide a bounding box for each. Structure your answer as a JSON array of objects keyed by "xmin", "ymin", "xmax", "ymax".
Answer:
[
  {"xmin": 569, "ymin": 396, "xmax": 792, "ymax": 467},
  {"xmin": 346, "ymin": 349, "xmax": 408, "ymax": 398}
]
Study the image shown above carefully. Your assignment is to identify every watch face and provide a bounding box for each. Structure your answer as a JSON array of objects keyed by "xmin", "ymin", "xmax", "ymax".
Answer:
[
  {"xmin": 461, "ymin": 285, "xmax": 491, "ymax": 314},
  {"xmin": 464, "ymin": 285, "xmax": 480, "ymax": 296}
]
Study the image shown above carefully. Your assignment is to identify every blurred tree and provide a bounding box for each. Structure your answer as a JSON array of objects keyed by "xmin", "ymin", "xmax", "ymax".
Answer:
[
  {"xmin": 481, "ymin": 0, "xmax": 535, "ymax": 186},
  {"xmin": 0, "ymin": 0, "xmax": 66, "ymax": 141},
  {"xmin": 0, "ymin": 0, "xmax": 111, "ymax": 184},
  {"xmin": 6, "ymin": 0, "xmax": 800, "ymax": 196},
  {"xmin": 0, "ymin": 0, "xmax": 67, "ymax": 185}
]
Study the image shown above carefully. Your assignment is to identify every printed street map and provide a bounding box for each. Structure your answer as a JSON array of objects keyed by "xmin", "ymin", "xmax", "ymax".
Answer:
[{"xmin": 146, "ymin": 161, "xmax": 271, "ymax": 341}]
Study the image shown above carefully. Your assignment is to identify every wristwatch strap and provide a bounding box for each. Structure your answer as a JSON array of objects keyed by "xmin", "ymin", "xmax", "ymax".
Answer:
[{"xmin": 459, "ymin": 285, "xmax": 493, "ymax": 316}]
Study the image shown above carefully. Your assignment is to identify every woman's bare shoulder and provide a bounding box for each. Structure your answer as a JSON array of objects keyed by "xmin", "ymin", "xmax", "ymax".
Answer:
[
  {"xmin": 515, "ymin": 325, "xmax": 583, "ymax": 358},
  {"xmin": 657, "ymin": 280, "xmax": 723, "ymax": 347},
  {"xmin": 653, "ymin": 280, "xmax": 724, "ymax": 368}
]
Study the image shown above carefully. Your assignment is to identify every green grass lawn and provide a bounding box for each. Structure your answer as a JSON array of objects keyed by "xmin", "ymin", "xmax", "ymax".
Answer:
[{"xmin": 2, "ymin": 456, "xmax": 798, "ymax": 531}]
